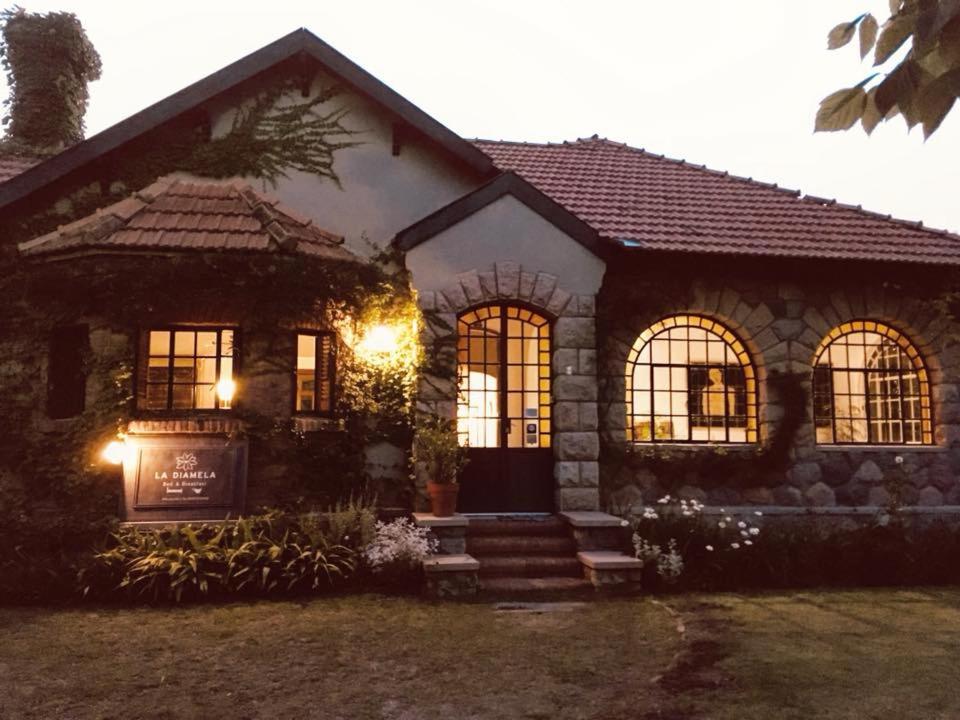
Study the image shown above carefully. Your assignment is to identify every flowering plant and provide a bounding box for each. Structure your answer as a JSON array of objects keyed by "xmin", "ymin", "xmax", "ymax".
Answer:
[
  {"xmin": 629, "ymin": 495, "xmax": 763, "ymax": 586},
  {"xmin": 362, "ymin": 518, "xmax": 437, "ymax": 573}
]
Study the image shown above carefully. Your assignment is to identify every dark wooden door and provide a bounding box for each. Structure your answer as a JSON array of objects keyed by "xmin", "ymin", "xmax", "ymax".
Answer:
[{"xmin": 455, "ymin": 303, "xmax": 553, "ymax": 513}]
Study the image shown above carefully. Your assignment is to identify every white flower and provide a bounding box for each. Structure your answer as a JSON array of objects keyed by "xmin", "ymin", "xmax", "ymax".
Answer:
[
  {"xmin": 737, "ymin": 521, "xmax": 747, "ymax": 529},
  {"xmin": 705, "ymin": 545, "xmax": 714, "ymax": 552},
  {"xmin": 718, "ymin": 521, "xmax": 727, "ymax": 529},
  {"xmin": 725, "ymin": 516, "xmax": 733, "ymax": 523},
  {"xmin": 740, "ymin": 530, "xmax": 749, "ymax": 537},
  {"xmin": 719, "ymin": 508, "xmax": 726, "ymax": 513},
  {"xmin": 895, "ymin": 455, "xmax": 904, "ymax": 465},
  {"xmin": 620, "ymin": 519, "xmax": 630, "ymax": 527},
  {"xmin": 363, "ymin": 518, "xmax": 437, "ymax": 572},
  {"xmin": 657, "ymin": 494, "xmax": 672, "ymax": 504},
  {"xmin": 754, "ymin": 511, "xmax": 763, "ymax": 517},
  {"xmin": 731, "ymin": 542, "xmax": 740, "ymax": 549},
  {"xmin": 744, "ymin": 540, "xmax": 753, "ymax": 546},
  {"xmin": 749, "ymin": 527, "xmax": 760, "ymax": 536}
]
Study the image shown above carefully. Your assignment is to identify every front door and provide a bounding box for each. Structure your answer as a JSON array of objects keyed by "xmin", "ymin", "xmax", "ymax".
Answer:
[{"xmin": 455, "ymin": 303, "xmax": 553, "ymax": 512}]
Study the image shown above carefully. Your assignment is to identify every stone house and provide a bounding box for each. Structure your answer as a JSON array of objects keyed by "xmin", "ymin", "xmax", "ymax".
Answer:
[{"xmin": 2, "ymin": 28, "xmax": 960, "ymax": 532}]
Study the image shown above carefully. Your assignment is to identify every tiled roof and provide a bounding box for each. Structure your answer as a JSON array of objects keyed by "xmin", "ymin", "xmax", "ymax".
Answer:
[
  {"xmin": 473, "ymin": 136, "xmax": 960, "ymax": 265},
  {"xmin": 19, "ymin": 175, "xmax": 362, "ymax": 263},
  {"xmin": 0, "ymin": 152, "xmax": 39, "ymax": 183}
]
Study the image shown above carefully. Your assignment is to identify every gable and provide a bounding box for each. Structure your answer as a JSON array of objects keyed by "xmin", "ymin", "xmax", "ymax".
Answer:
[{"xmin": 0, "ymin": 29, "xmax": 496, "ymax": 253}]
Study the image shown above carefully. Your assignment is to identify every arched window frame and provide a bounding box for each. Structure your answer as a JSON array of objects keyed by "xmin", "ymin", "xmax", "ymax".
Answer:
[
  {"xmin": 625, "ymin": 314, "xmax": 758, "ymax": 444},
  {"xmin": 812, "ymin": 320, "xmax": 933, "ymax": 445}
]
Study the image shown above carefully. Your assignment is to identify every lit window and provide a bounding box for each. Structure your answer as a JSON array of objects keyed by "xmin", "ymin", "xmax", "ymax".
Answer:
[
  {"xmin": 813, "ymin": 321, "xmax": 932, "ymax": 445},
  {"xmin": 140, "ymin": 328, "xmax": 236, "ymax": 411},
  {"xmin": 626, "ymin": 315, "xmax": 757, "ymax": 443},
  {"xmin": 295, "ymin": 332, "xmax": 336, "ymax": 415}
]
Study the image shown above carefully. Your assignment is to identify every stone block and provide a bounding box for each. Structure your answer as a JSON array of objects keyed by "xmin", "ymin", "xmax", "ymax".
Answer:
[
  {"xmin": 677, "ymin": 485, "xmax": 707, "ymax": 502},
  {"xmin": 773, "ymin": 485, "xmax": 803, "ymax": 506},
  {"xmin": 479, "ymin": 270, "xmax": 497, "ymax": 300},
  {"xmin": 554, "ymin": 317, "xmax": 596, "ymax": 348},
  {"xmin": 555, "ymin": 432, "xmax": 600, "ymax": 460},
  {"xmin": 560, "ymin": 510, "xmax": 626, "ymax": 528},
  {"xmin": 579, "ymin": 403, "xmax": 599, "ymax": 431},
  {"xmin": 558, "ymin": 487, "xmax": 600, "ymax": 511},
  {"xmin": 867, "ymin": 486, "xmax": 892, "ymax": 506},
  {"xmin": 772, "ymin": 319, "xmax": 805, "ymax": 340},
  {"xmin": 555, "ymin": 461, "xmax": 580, "ymax": 487},
  {"xmin": 805, "ymin": 481, "xmax": 836, "ymax": 507},
  {"xmin": 788, "ymin": 462, "xmax": 822, "ymax": 488},
  {"xmin": 741, "ymin": 486, "xmax": 773, "ymax": 505},
  {"xmin": 554, "ymin": 375, "xmax": 598, "ymax": 401},
  {"xmin": 743, "ymin": 303, "xmax": 775, "ymax": 334},
  {"xmin": 546, "ymin": 287, "xmax": 572, "ymax": 316},
  {"xmin": 852, "ymin": 460, "xmax": 884, "ymax": 485},
  {"xmin": 496, "ymin": 261, "xmax": 521, "ymax": 298},
  {"xmin": 458, "ymin": 270, "xmax": 483, "ymax": 305},
  {"xmin": 578, "ymin": 349, "xmax": 597, "ymax": 375},
  {"xmin": 552, "ymin": 349, "xmax": 579, "ymax": 376},
  {"xmin": 579, "ymin": 461, "xmax": 600, "ymax": 488},
  {"xmin": 553, "ymin": 402, "xmax": 580, "ymax": 431},
  {"xmin": 519, "ymin": 271, "xmax": 536, "ymax": 300},
  {"xmin": 442, "ymin": 283, "xmax": 469, "ymax": 313},
  {"xmin": 918, "ymin": 486, "xmax": 944, "ymax": 506},
  {"xmin": 530, "ymin": 272, "xmax": 558, "ymax": 307},
  {"xmin": 578, "ymin": 295, "xmax": 597, "ymax": 317}
]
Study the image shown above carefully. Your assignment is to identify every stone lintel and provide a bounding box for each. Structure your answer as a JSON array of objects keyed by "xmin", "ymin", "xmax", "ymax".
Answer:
[
  {"xmin": 559, "ymin": 511, "xmax": 627, "ymax": 528},
  {"xmin": 422, "ymin": 554, "xmax": 479, "ymax": 573},
  {"xmin": 413, "ymin": 512, "xmax": 470, "ymax": 528},
  {"xmin": 577, "ymin": 551, "xmax": 643, "ymax": 570}
]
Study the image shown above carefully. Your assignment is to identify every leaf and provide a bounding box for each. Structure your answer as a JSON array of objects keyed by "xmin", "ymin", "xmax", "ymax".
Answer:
[
  {"xmin": 860, "ymin": 14, "xmax": 880, "ymax": 58},
  {"xmin": 875, "ymin": 60, "xmax": 931, "ymax": 125},
  {"xmin": 828, "ymin": 20, "xmax": 859, "ymax": 49},
  {"xmin": 890, "ymin": 0, "xmax": 901, "ymax": 15},
  {"xmin": 875, "ymin": 13, "xmax": 917, "ymax": 65},
  {"xmin": 861, "ymin": 87, "xmax": 884, "ymax": 134},
  {"xmin": 939, "ymin": 14, "xmax": 960, "ymax": 66},
  {"xmin": 915, "ymin": 67, "xmax": 960, "ymax": 136},
  {"xmin": 815, "ymin": 87, "xmax": 868, "ymax": 131}
]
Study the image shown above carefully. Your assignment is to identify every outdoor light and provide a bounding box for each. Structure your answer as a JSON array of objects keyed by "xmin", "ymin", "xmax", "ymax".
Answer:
[
  {"xmin": 101, "ymin": 439, "xmax": 127, "ymax": 466},
  {"xmin": 216, "ymin": 377, "xmax": 236, "ymax": 404},
  {"xmin": 358, "ymin": 323, "xmax": 400, "ymax": 356}
]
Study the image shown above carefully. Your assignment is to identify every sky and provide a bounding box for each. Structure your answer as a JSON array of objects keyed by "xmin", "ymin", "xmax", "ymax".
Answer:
[{"xmin": 3, "ymin": 0, "xmax": 958, "ymax": 232}]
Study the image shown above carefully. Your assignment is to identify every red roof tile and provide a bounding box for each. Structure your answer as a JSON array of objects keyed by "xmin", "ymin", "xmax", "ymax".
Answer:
[
  {"xmin": 473, "ymin": 136, "xmax": 960, "ymax": 265},
  {"xmin": 0, "ymin": 152, "xmax": 39, "ymax": 183},
  {"xmin": 18, "ymin": 175, "xmax": 362, "ymax": 264}
]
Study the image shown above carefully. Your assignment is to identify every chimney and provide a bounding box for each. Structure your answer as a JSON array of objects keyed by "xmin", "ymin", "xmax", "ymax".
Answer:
[{"xmin": 1, "ymin": 8, "xmax": 101, "ymax": 153}]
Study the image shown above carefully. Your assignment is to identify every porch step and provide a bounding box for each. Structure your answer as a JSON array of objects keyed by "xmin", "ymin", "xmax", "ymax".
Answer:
[
  {"xmin": 480, "ymin": 576, "xmax": 593, "ymax": 595},
  {"xmin": 466, "ymin": 534, "xmax": 576, "ymax": 556},
  {"xmin": 466, "ymin": 516, "xmax": 568, "ymax": 537},
  {"xmin": 478, "ymin": 555, "xmax": 582, "ymax": 578}
]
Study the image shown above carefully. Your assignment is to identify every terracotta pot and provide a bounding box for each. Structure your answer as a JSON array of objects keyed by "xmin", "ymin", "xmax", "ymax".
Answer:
[{"xmin": 427, "ymin": 482, "xmax": 459, "ymax": 517}]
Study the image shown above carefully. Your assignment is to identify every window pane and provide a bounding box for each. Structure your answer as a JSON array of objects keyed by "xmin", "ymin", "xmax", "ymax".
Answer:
[
  {"xmin": 196, "ymin": 332, "xmax": 218, "ymax": 357},
  {"xmin": 297, "ymin": 334, "xmax": 316, "ymax": 370},
  {"xmin": 149, "ymin": 331, "xmax": 170, "ymax": 357},
  {"xmin": 174, "ymin": 331, "xmax": 195, "ymax": 357}
]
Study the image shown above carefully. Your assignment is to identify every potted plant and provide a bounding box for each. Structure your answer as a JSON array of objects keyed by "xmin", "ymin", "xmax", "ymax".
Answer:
[{"xmin": 416, "ymin": 417, "xmax": 468, "ymax": 517}]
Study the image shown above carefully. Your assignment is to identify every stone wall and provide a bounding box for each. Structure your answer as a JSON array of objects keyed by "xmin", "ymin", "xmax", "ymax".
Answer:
[
  {"xmin": 599, "ymin": 254, "xmax": 960, "ymax": 512},
  {"xmin": 415, "ymin": 260, "xmax": 601, "ymax": 510}
]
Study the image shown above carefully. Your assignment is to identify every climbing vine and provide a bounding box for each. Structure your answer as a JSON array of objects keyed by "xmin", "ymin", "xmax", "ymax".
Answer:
[{"xmin": 0, "ymin": 7, "xmax": 101, "ymax": 153}]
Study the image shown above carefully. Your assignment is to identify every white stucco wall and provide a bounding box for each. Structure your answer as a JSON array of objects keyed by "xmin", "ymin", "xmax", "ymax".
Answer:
[
  {"xmin": 404, "ymin": 194, "xmax": 606, "ymax": 296},
  {"xmin": 209, "ymin": 69, "xmax": 482, "ymax": 257}
]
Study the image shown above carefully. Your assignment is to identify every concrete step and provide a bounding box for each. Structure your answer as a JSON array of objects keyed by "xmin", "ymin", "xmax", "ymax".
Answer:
[
  {"xmin": 479, "ymin": 576, "xmax": 593, "ymax": 595},
  {"xmin": 479, "ymin": 555, "xmax": 583, "ymax": 578},
  {"xmin": 466, "ymin": 516, "xmax": 568, "ymax": 537},
  {"xmin": 466, "ymin": 534, "xmax": 576, "ymax": 556}
]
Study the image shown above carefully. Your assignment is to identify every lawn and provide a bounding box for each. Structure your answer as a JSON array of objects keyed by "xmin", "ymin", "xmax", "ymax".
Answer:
[{"xmin": 1, "ymin": 589, "xmax": 959, "ymax": 720}]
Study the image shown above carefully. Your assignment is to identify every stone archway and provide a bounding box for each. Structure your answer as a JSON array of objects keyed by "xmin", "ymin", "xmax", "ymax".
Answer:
[{"xmin": 415, "ymin": 261, "xmax": 601, "ymax": 511}]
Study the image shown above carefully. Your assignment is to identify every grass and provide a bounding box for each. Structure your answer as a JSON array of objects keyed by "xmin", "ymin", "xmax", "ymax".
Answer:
[
  {"xmin": 2, "ymin": 589, "xmax": 960, "ymax": 719},
  {"xmin": 692, "ymin": 589, "xmax": 960, "ymax": 720},
  {"xmin": 0, "ymin": 596, "xmax": 679, "ymax": 720}
]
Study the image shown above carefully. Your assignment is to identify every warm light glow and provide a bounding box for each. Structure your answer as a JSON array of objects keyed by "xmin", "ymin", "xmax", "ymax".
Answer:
[
  {"xmin": 101, "ymin": 440, "xmax": 127, "ymax": 466},
  {"xmin": 358, "ymin": 324, "xmax": 400, "ymax": 356},
  {"xmin": 216, "ymin": 377, "xmax": 236, "ymax": 404}
]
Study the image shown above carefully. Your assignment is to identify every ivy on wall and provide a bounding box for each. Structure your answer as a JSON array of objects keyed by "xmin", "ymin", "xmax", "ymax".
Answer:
[{"xmin": 0, "ymin": 7, "xmax": 101, "ymax": 153}]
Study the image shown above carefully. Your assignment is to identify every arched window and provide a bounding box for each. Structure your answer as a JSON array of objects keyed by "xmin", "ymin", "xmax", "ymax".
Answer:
[
  {"xmin": 626, "ymin": 315, "xmax": 757, "ymax": 443},
  {"xmin": 813, "ymin": 321, "xmax": 932, "ymax": 445}
]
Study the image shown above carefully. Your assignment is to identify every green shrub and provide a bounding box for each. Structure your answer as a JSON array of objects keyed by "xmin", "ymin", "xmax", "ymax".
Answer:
[{"xmin": 81, "ymin": 514, "xmax": 358, "ymax": 603}]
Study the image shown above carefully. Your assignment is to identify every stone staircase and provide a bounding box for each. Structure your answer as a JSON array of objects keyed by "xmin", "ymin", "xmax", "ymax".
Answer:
[
  {"xmin": 466, "ymin": 516, "xmax": 591, "ymax": 595},
  {"xmin": 417, "ymin": 511, "xmax": 642, "ymax": 598}
]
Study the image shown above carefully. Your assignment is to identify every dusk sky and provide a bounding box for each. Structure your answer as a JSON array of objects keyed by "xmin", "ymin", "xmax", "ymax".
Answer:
[{"xmin": 5, "ymin": 0, "xmax": 957, "ymax": 232}]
